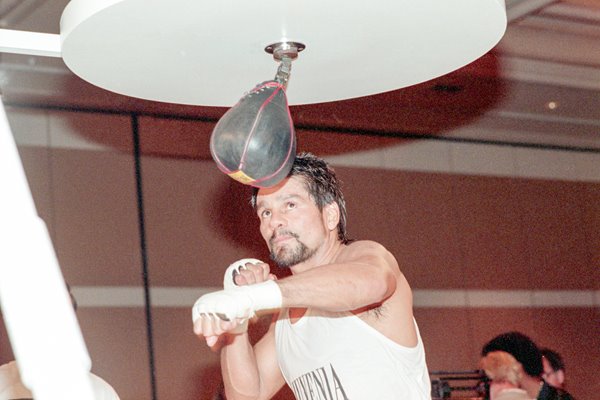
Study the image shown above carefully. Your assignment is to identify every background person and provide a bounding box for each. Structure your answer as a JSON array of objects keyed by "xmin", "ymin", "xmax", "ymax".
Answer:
[
  {"xmin": 480, "ymin": 350, "xmax": 534, "ymax": 400},
  {"xmin": 481, "ymin": 331, "xmax": 574, "ymax": 400},
  {"xmin": 0, "ymin": 286, "xmax": 120, "ymax": 400},
  {"xmin": 540, "ymin": 348, "xmax": 566, "ymax": 390},
  {"xmin": 0, "ymin": 360, "xmax": 119, "ymax": 400}
]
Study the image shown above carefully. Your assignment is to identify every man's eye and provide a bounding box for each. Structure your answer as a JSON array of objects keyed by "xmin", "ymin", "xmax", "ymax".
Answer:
[
  {"xmin": 261, "ymin": 210, "xmax": 271, "ymax": 218},
  {"xmin": 286, "ymin": 202, "xmax": 296, "ymax": 209}
]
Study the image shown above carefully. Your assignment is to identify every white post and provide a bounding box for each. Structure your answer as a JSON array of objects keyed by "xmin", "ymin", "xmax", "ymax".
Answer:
[
  {"xmin": 0, "ymin": 99, "xmax": 94, "ymax": 400},
  {"xmin": 0, "ymin": 29, "xmax": 61, "ymax": 57}
]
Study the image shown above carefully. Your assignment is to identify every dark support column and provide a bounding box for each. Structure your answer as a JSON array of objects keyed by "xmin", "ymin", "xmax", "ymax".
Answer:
[{"xmin": 132, "ymin": 114, "xmax": 158, "ymax": 400}]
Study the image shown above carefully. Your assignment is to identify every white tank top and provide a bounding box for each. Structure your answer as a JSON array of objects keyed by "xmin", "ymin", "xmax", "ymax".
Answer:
[{"xmin": 275, "ymin": 309, "xmax": 431, "ymax": 400}]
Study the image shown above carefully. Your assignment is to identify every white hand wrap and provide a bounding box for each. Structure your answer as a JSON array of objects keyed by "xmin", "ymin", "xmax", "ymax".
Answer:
[
  {"xmin": 220, "ymin": 258, "xmax": 263, "ymax": 333},
  {"xmin": 223, "ymin": 258, "xmax": 263, "ymax": 290},
  {"xmin": 192, "ymin": 280, "xmax": 282, "ymax": 324}
]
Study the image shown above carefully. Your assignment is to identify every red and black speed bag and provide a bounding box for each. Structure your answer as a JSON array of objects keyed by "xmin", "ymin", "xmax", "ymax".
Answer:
[{"xmin": 209, "ymin": 81, "xmax": 296, "ymax": 188}]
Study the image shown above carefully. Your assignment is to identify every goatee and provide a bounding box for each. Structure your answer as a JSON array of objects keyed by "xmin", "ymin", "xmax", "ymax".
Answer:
[{"xmin": 270, "ymin": 232, "xmax": 317, "ymax": 268}]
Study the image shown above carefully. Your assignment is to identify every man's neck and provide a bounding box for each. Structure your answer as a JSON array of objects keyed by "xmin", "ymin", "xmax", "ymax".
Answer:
[
  {"xmin": 521, "ymin": 375, "xmax": 543, "ymax": 399},
  {"xmin": 290, "ymin": 237, "xmax": 344, "ymax": 274}
]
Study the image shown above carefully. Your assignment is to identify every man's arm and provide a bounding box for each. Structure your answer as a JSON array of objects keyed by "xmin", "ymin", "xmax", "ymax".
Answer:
[
  {"xmin": 194, "ymin": 241, "xmax": 415, "ymax": 348},
  {"xmin": 220, "ymin": 321, "xmax": 285, "ymax": 400},
  {"xmin": 194, "ymin": 242, "xmax": 400, "ymax": 332},
  {"xmin": 275, "ymin": 240, "xmax": 417, "ymax": 347},
  {"xmin": 278, "ymin": 240, "xmax": 399, "ymax": 311},
  {"xmin": 193, "ymin": 262, "xmax": 285, "ymax": 400}
]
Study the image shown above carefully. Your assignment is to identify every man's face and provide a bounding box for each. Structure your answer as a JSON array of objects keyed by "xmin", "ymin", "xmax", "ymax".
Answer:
[
  {"xmin": 255, "ymin": 176, "xmax": 330, "ymax": 268},
  {"xmin": 542, "ymin": 357, "xmax": 564, "ymax": 389}
]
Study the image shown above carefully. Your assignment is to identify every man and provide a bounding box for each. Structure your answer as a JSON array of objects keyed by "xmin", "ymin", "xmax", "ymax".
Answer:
[
  {"xmin": 0, "ymin": 360, "xmax": 119, "ymax": 400},
  {"xmin": 0, "ymin": 286, "xmax": 120, "ymax": 400},
  {"xmin": 193, "ymin": 152, "xmax": 431, "ymax": 400},
  {"xmin": 481, "ymin": 332, "xmax": 574, "ymax": 400},
  {"xmin": 540, "ymin": 348, "xmax": 566, "ymax": 390}
]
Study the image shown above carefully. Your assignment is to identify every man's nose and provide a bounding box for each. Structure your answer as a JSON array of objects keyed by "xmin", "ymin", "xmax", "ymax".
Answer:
[{"xmin": 268, "ymin": 210, "xmax": 286, "ymax": 229}]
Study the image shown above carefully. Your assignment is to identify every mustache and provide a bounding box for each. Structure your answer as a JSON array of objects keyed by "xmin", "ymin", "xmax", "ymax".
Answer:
[{"xmin": 269, "ymin": 230, "xmax": 299, "ymax": 245}]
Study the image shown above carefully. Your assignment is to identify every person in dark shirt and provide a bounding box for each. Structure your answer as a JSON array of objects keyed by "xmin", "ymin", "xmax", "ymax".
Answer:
[{"xmin": 481, "ymin": 332, "xmax": 575, "ymax": 400}]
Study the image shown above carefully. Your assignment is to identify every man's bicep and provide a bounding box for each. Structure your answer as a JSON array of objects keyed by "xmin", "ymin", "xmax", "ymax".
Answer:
[{"xmin": 254, "ymin": 321, "xmax": 286, "ymax": 399}]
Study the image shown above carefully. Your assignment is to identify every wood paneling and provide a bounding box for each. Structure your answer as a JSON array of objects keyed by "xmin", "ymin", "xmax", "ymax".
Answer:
[
  {"xmin": 519, "ymin": 180, "xmax": 594, "ymax": 289},
  {"xmin": 77, "ymin": 308, "xmax": 152, "ymax": 400},
  {"xmin": 141, "ymin": 157, "xmax": 269, "ymax": 287},
  {"xmin": 152, "ymin": 308, "xmax": 221, "ymax": 400},
  {"xmin": 453, "ymin": 176, "xmax": 531, "ymax": 289},
  {"xmin": 51, "ymin": 148, "xmax": 141, "ymax": 285}
]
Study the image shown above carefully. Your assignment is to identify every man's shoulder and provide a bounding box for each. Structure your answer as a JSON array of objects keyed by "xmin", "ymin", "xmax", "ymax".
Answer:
[
  {"xmin": 343, "ymin": 239, "xmax": 387, "ymax": 252},
  {"xmin": 0, "ymin": 360, "xmax": 18, "ymax": 372},
  {"xmin": 90, "ymin": 373, "xmax": 120, "ymax": 400},
  {"xmin": 554, "ymin": 388, "xmax": 575, "ymax": 400},
  {"xmin": 0, "ymin": 361, "xmax": 32, "ymax": 398},
  {"xmin": 538, "ymin": 382, "xmax": 575, "ymax": 400},
  {"xmin": 343, "ymin": 240, "xmax": 395, "ymax": 259},
  {"xmin": 339, "ymin": 240, "xmax": 398, "ymax": 269},
  {"xmin": 0, "ymin": 360, "xmax": 21, "ymax": 385}
]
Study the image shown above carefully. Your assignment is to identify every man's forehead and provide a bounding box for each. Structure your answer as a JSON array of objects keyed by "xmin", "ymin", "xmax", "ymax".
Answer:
[{"xmin": 256, "ymin": 176, "xmax": 308, "ymax": 203}]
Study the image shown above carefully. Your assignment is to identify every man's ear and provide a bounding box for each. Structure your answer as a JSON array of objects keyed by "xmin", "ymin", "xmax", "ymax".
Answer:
[
  {"xmin": 324, "ymin": 202, "xmax": 340, "ymax": 231},
  {"xmin": 556, "ymin": 370, "xmax": 565, "ymax": 386}
]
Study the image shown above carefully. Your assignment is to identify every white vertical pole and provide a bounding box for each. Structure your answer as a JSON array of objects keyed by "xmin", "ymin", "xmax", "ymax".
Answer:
[{"xmin": 0, "ymin": 99, "xmax": 95, "ymax": 400}]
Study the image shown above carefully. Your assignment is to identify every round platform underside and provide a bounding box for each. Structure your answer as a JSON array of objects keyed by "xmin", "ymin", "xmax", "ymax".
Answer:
[{"xmin": 60, "ymin": 0, "xmax": 506, "ymax": 106}]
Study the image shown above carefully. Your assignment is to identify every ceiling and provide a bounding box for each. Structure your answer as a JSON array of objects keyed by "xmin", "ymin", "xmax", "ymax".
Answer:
[{"xmin": 1, "ymin": 0, "xmax": 600, "ymax": 151}]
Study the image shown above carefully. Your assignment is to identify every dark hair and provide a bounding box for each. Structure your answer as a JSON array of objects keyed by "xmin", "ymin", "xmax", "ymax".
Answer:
[
  {"xmin": 251, "ymin": 152, "xmax": 349, "ymax": 243},
  {"xmin": 540, "ymin": 348, "xmax": 565, "ymax": 372},
  {"xmin": 481, "ymin": 331, "xmax": 543, "ymax": 377}
]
